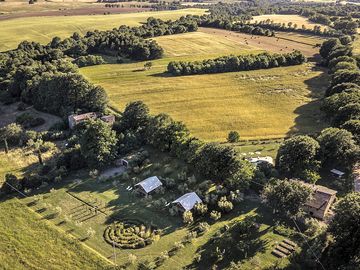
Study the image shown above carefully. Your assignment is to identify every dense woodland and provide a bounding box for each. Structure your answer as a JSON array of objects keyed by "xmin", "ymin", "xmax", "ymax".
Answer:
[{"xmin": 167, "ymin": 51, "xmax": 306, "ymax": 76}]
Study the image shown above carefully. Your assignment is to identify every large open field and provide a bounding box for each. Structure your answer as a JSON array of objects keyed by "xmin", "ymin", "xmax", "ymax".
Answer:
[
  {"xmin": 0, "ymin": 8, "xmax": 206, "ymax": 51},
  {"xmin": 81, "ymin": 28, "xmax": 328, "ymax": 141}
]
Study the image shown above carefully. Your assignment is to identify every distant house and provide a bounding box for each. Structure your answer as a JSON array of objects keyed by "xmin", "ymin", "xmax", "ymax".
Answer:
[
  {"xmin": 353, "ymin": 163, "xmax": 360, "ymax": 192},
  {"xmin": 68, "ymin": 112, "xmax": 115, "ymax": 129},
  {"xmin": 301, "ymin": 182, "xmax": 337, "ymax": 220},
  {"xmin": 173, "ymin": 192, "xmax": 202, "ymax": 212},
  {"xmin": 330, "ymin": 169, "xmax": 345, "ymax": 178},
  {"xmin": 135, "ymin": 176, "xmax": 162, "ymax": 195},
  {"xmin": 247, "ymin": 156, "xmax": 274, "ymax": 166},
  {"xmin": 68, "ymin": 112, "xmax": 97, "ymax": 129},
  {"xmin": 100, "ymin": 115, "xmax": 116, "ymax": 126}
]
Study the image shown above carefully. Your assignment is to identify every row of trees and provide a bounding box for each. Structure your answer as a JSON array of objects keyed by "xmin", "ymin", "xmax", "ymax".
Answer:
[{"xmin": 167, "ymin": 51, "xmax": 306, "ymax": 76}]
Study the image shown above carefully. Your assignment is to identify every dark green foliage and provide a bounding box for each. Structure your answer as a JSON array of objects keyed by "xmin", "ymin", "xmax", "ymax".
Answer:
[
  {"xmin": 317, "ymin": 128, "xmax": 359, "ymax": 169},
  {"xmin": 1, "ymin": 173, "xmax": 22, "ymax": 193},
  {"xmin": 341, "ymin": 120, "xmax": 360, "ymax": 144},
  {"xmin": 276, "ymin": 136, "xmax": 320, "ymax": 181},
  {"xmin": 74, "ymin": 55, "xmax": 105, "ymax": 67},
  {"xmin": 167, "ymin": 51, "xmax": 306, "ymax": 76},
  {"xmin": 79, "ymin": 119, "xmax": 118, "ymax": 169},
  {"xmin": 262, "ymin": 179, "xmax": 313, "ymax": 217},
  {"xmin": 120, "ymin": 101, "xmax": 150, "ymax": 132},
  {"xmin": 324, "ymin": 193, "xmax": 360, "ymax": 269},
  {"xmin": 194, "ymin": 143, "xmax": 244, "ymax": 183},
  {"xmin": 33, "ymin": 73, "xmax": 108, "ymax": 117},
  {"xmin": 227, "ymin": 131, "xmax": 240, "ymax": 143}
]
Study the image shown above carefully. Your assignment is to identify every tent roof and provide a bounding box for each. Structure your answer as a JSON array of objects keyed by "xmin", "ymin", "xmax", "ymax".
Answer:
[
  {"xmin": 173, "ymin": 192, "xmax": 202, "ymax": 211},
  {"xmin": 135, "ymin": 176, "xmax": 162, "ymax": 193}
]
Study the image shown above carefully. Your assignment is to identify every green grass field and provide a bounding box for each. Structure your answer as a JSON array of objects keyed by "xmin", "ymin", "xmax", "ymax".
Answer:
[
  {"xmin": 81, "ymin": 29, "xmax": 328, "ymax": 141},
  {"xmin": 0, "ymin": 8, "xmax": 206, "ymax": 51},
  {"xmin": 0, "ymin": 197, "xmax": 111, "ymax": 269}
]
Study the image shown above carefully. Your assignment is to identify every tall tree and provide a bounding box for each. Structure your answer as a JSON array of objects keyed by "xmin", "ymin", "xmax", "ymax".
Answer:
[
  {"xmin": 276, "ymin": 135, "xmax": 320, "ymax": 181},
  {"xmin": 262, "ymin": 179, "xmax": 313, "ymax": 217},
  {"xmin": 79, "ymin": 119, "xmax": 118, "ymax": 169},
  {"xmin": 325, "ymin": 193, "xmax": 360, "ymax": 269}
]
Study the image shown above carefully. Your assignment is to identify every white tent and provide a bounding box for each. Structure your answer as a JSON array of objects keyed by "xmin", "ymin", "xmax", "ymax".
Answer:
[
  {"xmin": 173, "ymin": 192, "xmax": 202, "ymax": 211},
  {"xmin": 135, "ymin": 176, "xmax": 162, "ymax": 194}
]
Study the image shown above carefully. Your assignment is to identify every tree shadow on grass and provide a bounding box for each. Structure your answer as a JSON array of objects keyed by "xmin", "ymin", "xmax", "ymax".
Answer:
[{"xmin": 286, "ymin": 65, "xmax": 329, "ymax": 138}]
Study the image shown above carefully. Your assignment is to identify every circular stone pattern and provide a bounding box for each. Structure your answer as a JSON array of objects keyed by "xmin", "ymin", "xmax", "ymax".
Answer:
[{"xmin": 104, "ymin": 219, "xmax": 159, "ymax": 249}]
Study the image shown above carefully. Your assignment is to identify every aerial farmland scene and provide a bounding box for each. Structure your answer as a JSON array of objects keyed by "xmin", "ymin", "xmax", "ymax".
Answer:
[{"xmin": 0, "ymin": 0, "xmax": 360, "ymax": 269}]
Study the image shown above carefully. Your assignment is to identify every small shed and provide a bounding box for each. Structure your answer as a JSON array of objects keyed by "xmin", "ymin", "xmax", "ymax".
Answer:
[
  {"xmin": 330, "ymin": 169, "xmax": 345, "ymax": 178},
  {"xmin": 135, "ymin": 176, "xmax": 162, "ymax": 195},
  {"xmin": 173, "ymin": 192, "xmax": 202, "ymax": 212},
  {"xmin": 248, "ymin": 156, "xmax": 274, "ymax": 166}
]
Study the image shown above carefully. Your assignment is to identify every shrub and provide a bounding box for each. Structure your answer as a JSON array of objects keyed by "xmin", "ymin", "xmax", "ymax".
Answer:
[
  {"xmin": 197, "ymin": 222, "xmax": 210, "ymax": 235},
  {"xmin": 182, "ymin": 211, "xmax": 193, "ymax": 224},
  {"xmin": 227, "ymin": 131, "xmax": 240, "ymax": 143},
  {"xmin": 210, "ymin": 210, "xmax": 222, "ymax": 221},
  {"xmin": 194, "ymin": 202, "xmax": 208, "ymax": 216}
]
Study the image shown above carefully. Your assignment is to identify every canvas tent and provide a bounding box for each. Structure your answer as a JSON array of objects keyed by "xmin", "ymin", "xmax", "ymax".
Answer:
[
  {"xmin": 173, "ymin": 192, "xmax": 202, "ymax": 212},
  {"xmin": 135, "ymin": 176, "xmax": 162, "ymax": 195}
]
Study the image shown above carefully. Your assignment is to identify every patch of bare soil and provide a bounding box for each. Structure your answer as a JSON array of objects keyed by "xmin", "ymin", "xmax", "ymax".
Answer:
[
  {"xmin": 199, "ymin": 27, "xmax": 322, "ymax": 60},
  {"xmin": 0, "ymin": 102, "xmax": 62, "ymax": 132}
]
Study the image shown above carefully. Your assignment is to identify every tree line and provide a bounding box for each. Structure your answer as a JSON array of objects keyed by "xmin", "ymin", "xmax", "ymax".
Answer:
[{"xmin": 167, "ymin": 51, "xmax": 306, "ymax": 76}]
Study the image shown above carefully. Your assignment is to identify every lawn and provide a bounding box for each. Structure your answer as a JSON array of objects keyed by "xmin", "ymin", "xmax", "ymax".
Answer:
[
  {"xmin": 16, "ymin": 146, "xmax": 295, "ymax": 269},
  {"xmin": 0, "ymin": 8, "xmax": 206, "ymax": 51},
  {"xmin": 0, "ymin": 197, "xmax": 111, "ymax": 270}
]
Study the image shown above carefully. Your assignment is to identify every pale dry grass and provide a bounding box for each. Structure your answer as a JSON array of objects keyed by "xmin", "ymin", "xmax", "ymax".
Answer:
[{"xmin": 251, "ymin": 14, "xmax": 328, "ymax": 31}]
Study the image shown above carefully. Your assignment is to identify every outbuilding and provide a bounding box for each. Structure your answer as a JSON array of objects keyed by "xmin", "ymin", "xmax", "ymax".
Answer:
[
  {"xmin": 330, "ymin": 169, "xmax": 345, "ymax": 178},
  {"xmin": 135, "ymin": 176, "xmax": 162, "ymax": 195},
  {"xmin": 172, "ymin": 192, "xmax": 202, "ymax": 212}
]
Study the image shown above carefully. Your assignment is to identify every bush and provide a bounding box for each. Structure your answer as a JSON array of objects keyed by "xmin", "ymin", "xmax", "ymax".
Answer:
[
  {"xmin": 218, "ymin": 196, "xmax": 234, "ymax": 213},
  {"xmin": 210, "ymin": 210, "xmax": 222, "ymax": 221},
  {"xmin": 227, "ymin": 131, "xmax": 240, "ymax": 143},
  {"xmin": 74, "ymin": 55, "xmax": 105, "ymax": 67},
  {"xmin": 16, "ymin": 113, "xmax": 45, "ymax": 128},
  {"xmin": 49, "ymin": 121, "xmax": 67, "ymax": 131},
  {"xmin": 182, "ymin": 211, "xmax": 193, "ymax": 224}
]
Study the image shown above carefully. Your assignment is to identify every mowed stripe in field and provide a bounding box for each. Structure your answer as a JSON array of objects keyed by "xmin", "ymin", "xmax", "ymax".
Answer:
[{"xmin": 0, "ymin": 8, "xmax": 206, "ymax": 51}]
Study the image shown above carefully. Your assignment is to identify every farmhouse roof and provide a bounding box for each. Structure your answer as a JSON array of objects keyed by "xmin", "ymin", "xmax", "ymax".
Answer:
[
  {"xmin": 299, "ymin": 181, "xmax": 337, "ymax": 209},
  {"xmin": 330, "ymin": 169, "xmax": 345, "ymax": 177},
  {"xmin": 173, "ymin": 192, "xmax": 202, "ymax": 211},
  {"xmin": 248, "ymin": 156, "xmax": 274, "ymax": 165},
  {"xmin": 71, "ymin": 112, "xmax": 97, "ymax": 121},
  {"xmin": 135, "ymin": 176, "xmax": 162, "ymax": 194}
]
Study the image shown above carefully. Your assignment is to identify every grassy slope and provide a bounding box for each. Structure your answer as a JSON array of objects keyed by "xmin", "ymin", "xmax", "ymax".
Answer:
[
  {"xmin": 81, "ymin": 30, "xmax": 328, "ymax": 141},
  {"xmin": 0, "ymin": 8, "xmax": 206, "ymax": 51},
  {"xmin": 0, "ymin": 198, "xmax": 111, "ymax": 270}
]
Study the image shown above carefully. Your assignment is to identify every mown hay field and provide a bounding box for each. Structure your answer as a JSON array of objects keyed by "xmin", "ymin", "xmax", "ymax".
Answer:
[
  {"xmin": 0, "ymin": 8, "xmax": 206, "ymax": 51},
  {"xmin": 81, "ymin": 29, "xmax": 328, "ymax": 141},
  {"xmin": 251, "ymin": 14, "xmax": 328, "ymax": 30}
]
